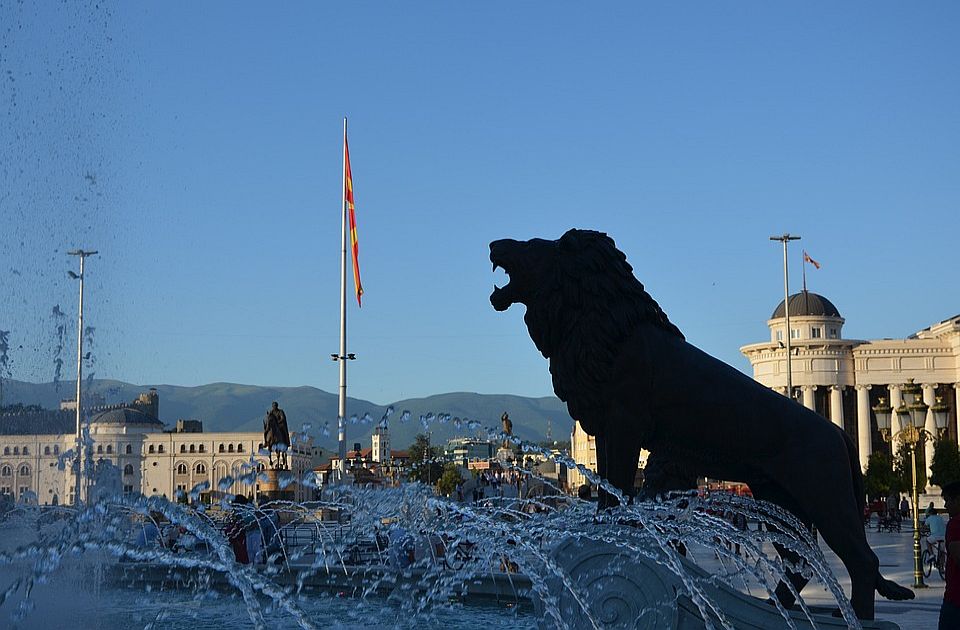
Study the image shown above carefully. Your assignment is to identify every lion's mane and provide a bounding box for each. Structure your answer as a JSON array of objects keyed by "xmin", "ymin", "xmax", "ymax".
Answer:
[{"xmin": 523, "ymin": 230, "xmax": 683, "ymax": 435}]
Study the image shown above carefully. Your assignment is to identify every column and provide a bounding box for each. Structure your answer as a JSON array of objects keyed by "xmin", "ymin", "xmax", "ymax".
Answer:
[
  {"xmin": 856, "ymin": 384, "xmax": 872, "ymax": 473},
  {"xmin": 955, "ymin": 384, "xmax": 960, "ymax": 444},
  {"xmin": 889, "ymin": 384, "xmax": 903, "ymax": 461},
  {"xmin": 923, "ymin": 384, "xmax": 937, "ymax": 490},
  {"xmin": 801, "ymin": 385, "xmax": 817, "ymax": 412},
  {"xmin": 829, "ymin": 385, "xmax": 845, "ymax": 430}
]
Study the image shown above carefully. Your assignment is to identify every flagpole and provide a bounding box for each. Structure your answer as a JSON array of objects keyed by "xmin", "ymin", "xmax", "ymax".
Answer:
[
  {"xmin": 337, "ymin": 117, "xmax": 348, "ymax": 478},
  {"xmin": 802, "ymin": 251, "xmax": 807, "ymax": 292}
]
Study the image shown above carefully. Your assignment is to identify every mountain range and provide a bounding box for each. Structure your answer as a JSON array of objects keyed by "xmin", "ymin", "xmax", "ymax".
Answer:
[{"xmin": 1, "ymin": 378, "xmax": 572, "ymax": 452}]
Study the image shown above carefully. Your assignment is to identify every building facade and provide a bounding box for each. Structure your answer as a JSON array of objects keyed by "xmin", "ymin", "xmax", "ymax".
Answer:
[
  {"xmin": 741, "ymin": 291, "xmax": 960, "ymax": 486},
  {"xmin": 0, "ymin": 390, "xmax": 314, "ymax": 505}
]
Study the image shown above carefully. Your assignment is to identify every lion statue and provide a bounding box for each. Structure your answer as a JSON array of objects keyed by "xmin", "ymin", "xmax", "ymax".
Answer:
[{"xmin": 489, "ymin": 228, "xmax": 913, "ymax": 620}]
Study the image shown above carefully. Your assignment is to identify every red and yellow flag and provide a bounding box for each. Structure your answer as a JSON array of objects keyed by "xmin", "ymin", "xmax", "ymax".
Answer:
[
  {"xmin": 344, "ymin": 133, "xmax": 363, "ymax": 307},
  {"xmin": 803, "ymin": 250, "xmax": 821, "ymax": 270}
]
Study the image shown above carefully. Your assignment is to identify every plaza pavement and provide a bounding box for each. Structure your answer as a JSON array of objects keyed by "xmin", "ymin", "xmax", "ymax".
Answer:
[{"xmin": 807, "ymin": 523, "xmax": 944, "ymax": 629}]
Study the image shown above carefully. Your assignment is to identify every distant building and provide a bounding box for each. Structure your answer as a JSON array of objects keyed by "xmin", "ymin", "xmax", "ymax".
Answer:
[
  {"xmin": 0, "ymin": 390, "xmax": 313, "ymax": 505},
  {"xmin": 371, "ymin": 422, "xmax": 390, "ymax": 463},
  {"xmin": 444, "ymin": 437, "xmax": 494, "ymax": 465},
  {"xmin": 741, "ymin": 291, "xmax": 959, "ymax": 484}
]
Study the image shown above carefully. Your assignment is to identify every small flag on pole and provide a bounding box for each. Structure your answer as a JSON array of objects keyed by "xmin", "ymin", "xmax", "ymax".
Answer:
[
  {"xmin": 803, "ymin": 251, "xmax": 821, "ymax": 269},
  {"xmin": 344, "ymin": 132, "xmax": 363, "ymax": 307}
]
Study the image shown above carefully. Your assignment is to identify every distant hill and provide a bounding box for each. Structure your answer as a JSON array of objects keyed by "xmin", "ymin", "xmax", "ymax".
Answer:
[{"xmin": 1, "ymin": 379, "xmax": 572, "ymax": 451}]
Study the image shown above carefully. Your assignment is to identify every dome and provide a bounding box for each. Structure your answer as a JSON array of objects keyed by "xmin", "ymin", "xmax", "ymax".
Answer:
[
  {"xmin": 89, "ymin": 407, "xmax": 164, "ymax": 428},
  {"xmin": 771, "ymin": 291, "xmax": 841, "ymax": 319}
]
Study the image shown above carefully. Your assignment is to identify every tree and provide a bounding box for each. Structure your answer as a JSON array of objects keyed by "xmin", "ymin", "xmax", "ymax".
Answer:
[
  {"xmin": 436, "ymin": 462, "xmax": 464, "ymax": 497},
  {"xmin": 863, "ymin": 452, "xmax": 901, "ymax": 499},
  {"xmin": 930, "ymin": 437, "xmax": 960, "ymax": 488},
  {"xmin": 894, "ymin": 443, "xmax": 927, "ymax": 494},
  {"xmin": 407, "ymin": 434, "xmax": 443, "ymax": 486}
]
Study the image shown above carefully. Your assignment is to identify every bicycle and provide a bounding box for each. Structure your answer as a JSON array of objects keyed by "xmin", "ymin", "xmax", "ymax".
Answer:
[{"xmin": 922, "ymin": 539, "xmax": 947, "ymax": 580}]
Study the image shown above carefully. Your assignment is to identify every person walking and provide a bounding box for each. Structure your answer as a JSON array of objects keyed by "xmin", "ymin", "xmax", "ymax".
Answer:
[{"xmin": 939, "ymin": 480, "xmax": 960, "ymax": 629}]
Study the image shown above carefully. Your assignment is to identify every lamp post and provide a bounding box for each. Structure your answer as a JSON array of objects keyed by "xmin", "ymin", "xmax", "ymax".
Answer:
[
  {"xmin": 770, "ymin": 234, "xmax": 801, "ymax": 399},
  {"xmin": 872, "ymin": 379, "xmax": 951, "ymax": 589},
  {"xmin": 67, "ymin": 249, "xmax": 97, "ymax": 506}
]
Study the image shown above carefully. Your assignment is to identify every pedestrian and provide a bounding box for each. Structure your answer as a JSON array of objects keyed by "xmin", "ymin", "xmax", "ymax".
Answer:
[
  {"xmin": 225, "ymin": 495, "xmax": 251, "ymax": 564},
  {"xmin": 939, "ymin": 480, "xmax": 960, "ymax": 629},
  {"xmin": 900, "ymin": 496, "xmax": 910, "ymax": 520}
]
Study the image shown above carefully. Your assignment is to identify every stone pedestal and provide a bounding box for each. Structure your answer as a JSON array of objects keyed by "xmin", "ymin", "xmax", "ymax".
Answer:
[{"xmin": 259, "ymin": 467, "xmax": 294, "ymax": 503}]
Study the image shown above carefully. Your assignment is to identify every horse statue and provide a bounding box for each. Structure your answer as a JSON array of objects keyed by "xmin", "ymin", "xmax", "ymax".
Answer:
[{"xmin": 263, "ymin": 401, "xmax": 291, "ymax": 469}]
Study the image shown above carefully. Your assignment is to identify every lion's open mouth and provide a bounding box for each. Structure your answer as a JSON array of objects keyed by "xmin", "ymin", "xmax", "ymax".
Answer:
[
  {"xmin": 490, "ymin": 260, "xmax": 515, "ymax": 311},
  {"xmin": 489, "ymin": 240, "xmax": 519, "ymax": 311}
]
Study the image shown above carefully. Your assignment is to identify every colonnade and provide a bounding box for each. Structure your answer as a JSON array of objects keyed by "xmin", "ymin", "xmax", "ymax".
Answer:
[{"xmin": 790, "ymin": 383, "xmax": 960, "ymax": 488}]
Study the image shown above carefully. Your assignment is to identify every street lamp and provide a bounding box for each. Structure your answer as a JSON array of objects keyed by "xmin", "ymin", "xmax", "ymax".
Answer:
[
  {"xmin": 68, "ymin": 249, "xmax": 97, "ymax": 506},
  {"xmin": 873, "ymin": 379, "xmax": 950, "ymax": 589},
  {"xmin": 770, "ymin": 234, "xmax": 801, "ymax": 399}
]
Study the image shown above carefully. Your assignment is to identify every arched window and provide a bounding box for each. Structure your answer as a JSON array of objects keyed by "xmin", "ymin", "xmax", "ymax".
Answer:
[
  {"xmin": 22, "ymin": 446, "xmax": 28, "ymax": 455},
  {"xmin": 2, "ymin": 447, "xmax": 8, "ymax": 456},
  {"xmin": 180, "ymin": 444, "xmax": 186, "ymax": 453},
  {"xmin": 0, "ymin": 466, "xmax": 10, "ymax": 477},
  {"xmin": 158, "ymin": 445, "xmax": 165, "ymax": 453},
  {"xmin": 123, "ymin": 464, "xmax": 134, "ymax": 476},
  {"xmin": 189, "ymin": 444, "xmax": 195, "ymax": 453},
  {"xmin": 237, "ymin": 444, "xmax": 244, "ymax": 453},
  {"xmin": 228, "ymin": 444, "xmax": 235, "ymax": 453},
  {"xmin": 198, "ymin": 444, "xmax": 205, "ymax": 453},
  {"xmin": 96, "ymin": 445, "xmax": 103, "ymax": 454},
  {"xmin": 148, "ymin": 445, "xmax": 155, "ymax": 454},
  {"xmin": 13, "ymin": 447, "xmax": 19, "ymax": 455},
  {"xmin": 105, "ymin": 445, "xmax": 113, "ymax": 454},
  {"xmin": 44, "ymin": 446, "xmax": 51, "ymax": 455},
  {"xmin": 176, "ymin": 463, "xmax": 187, "ymax": 475},
  {"xmin": 125, "ymin": 444, "xmax": 133, "ymax": 455},
  {"xmin": 219, "ymin": 444, "xmax": 225, "ymax": 453},
  {"xmin": 53, "ymin": 445, "xmax": 59, "ymax": 455},
  {"xmin": 18, "ymin": 465, "xmax": 29, "ymax": 477},
  {"xmin": 195, "ymin": 463, "xmax": 206, "ymax": 474}
]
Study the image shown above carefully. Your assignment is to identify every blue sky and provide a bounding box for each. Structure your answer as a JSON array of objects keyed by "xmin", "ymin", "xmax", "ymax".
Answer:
[{"xmin": 1, "ymin": 2, "xmax": 958, "ymax": 405}]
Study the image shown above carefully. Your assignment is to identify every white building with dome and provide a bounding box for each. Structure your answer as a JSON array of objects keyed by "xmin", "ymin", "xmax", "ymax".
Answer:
[
  {"xmin": 0, "ymin": 390, "xmax": 314, "ymax": 505},
  {"xmin": 740, "ymin": 290, "xmax": 960, "ymax": 487}
]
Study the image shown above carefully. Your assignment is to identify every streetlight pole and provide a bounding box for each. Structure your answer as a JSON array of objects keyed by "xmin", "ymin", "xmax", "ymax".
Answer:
[
  {"xmin": 873, "ymin": 381, "xmax": 951, "ymax": 589},
  {"xmin": 68, "ymin": 249, "xmax": 97, "ymax": 507},
  {"xmin": 770, "ymin": 234, "xmax": 801, "ymax": 399}
]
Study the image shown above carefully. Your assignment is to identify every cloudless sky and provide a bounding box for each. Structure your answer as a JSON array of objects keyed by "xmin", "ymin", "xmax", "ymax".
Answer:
[{"xmin": 1, "ymin": 2, "xmax": 958, "ymax": 406}]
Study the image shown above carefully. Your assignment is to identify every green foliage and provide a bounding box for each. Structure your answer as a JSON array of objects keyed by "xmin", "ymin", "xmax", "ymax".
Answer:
[
  {"xmin": 407, "ymin": 434, "xmax": 444, "ymax": 485},
  {"xmin": 894, "ymin": 444, "xmax": 927, "ymax": 493},
  {"xmin": 436, "ymin": 462, "xmax": 464, "ymax": 496},
  {"xmin": 863, "ymin": 451, "xmax": 901, "ymax": 499},
  {"xmin": 930, "ymin": 438, "xmax": 960, "ymax": 488}
]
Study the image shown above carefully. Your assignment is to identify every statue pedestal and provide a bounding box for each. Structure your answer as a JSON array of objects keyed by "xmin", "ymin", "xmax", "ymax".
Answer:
[
  {"xmin": 496, "ymin": 447, "xmax": 514, "ymax": 463},
  {"xmin": 258, "ymin": 467, "xmax": 294, "ymax": 503},
  {"xmin": 534, "ymin": 537, "xmax": 901, "ymax": 630}
]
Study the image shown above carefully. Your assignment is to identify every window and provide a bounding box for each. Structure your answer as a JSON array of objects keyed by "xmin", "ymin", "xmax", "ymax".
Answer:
[
  {"xmin": 228, "ymin": 444, "xmax": 235, "ymax": 453},
  {"xmin": 158, "ymin": 445, "xmax": 164, "ymax": 453},
  {"xmin": 123, "ymin": 464, "xmax": 134, "ymax": 476},
  {"xmin": 44, "ymin": 446, "xmax": 50, "ymax": 455},
  {"xmin": 195, "ymin": 463, "xmax": 206, "ymax": 474},
  {"xmin": 53, "ymin": 445, "xmax": 59, "ymax": 455},
  {"xmin": 0, "ymin": 466, "xmax": 10, "ymax": 477},
  {"xmin": 18, "ymin": 487, "xmax": 29, "ymax": 498},
  {"xmin": 219, "ymin": 444, "xmax": 225, "ymax": 453},
  {"xmin": 0, "ymin": 486, "xmax": 10, "ymax": 495},
  {"xmin": 775, "ymin": 329, "xmax": 784, "ymax": 342},
  {"xmin": 96, "ymin": 445, "xmax": 103, "ymax": 454},
  {"xmin": 125, "ymin": 445, "xmax": 133, "ymax": 455},
  {"xmin": 811, "ymin": 327, "xmax": 821, "ymax": 339},
  {"xmin": 829, "ymin": 327, "xmax": 838, "ymax": 339},
  {"xmin": 189, "ymin": 444, "xmax": 195, "ymax": 453},
  {"xmin": 237, "ymin": 444, "xmax": 244, "ymax": 453},
  {"xmin": 22, "ymin": 446, "xmax": 28, "ymax": 455},
  {"xmin": 13, "ymin": 447, "xmax": 19, "ymax": 455},
  {"xmin": 18, "ymin": 465, "xmax": 29, "ymax": 476},
  {"xmin": 149, "ymin": 445, "xmax": 155, "ymax": 454},
  {"xmin": 106, "ymin": 445, "xmax": 113, "ymax": 454},
  {"xmin": 176, "ymin": 463, "xmax": 188, "ymax": 475},
  {"xmin": 790, "ymin": 328, "xmax": 800, "ymax": 339},
  {"xmin": 123, "ymin": 485, "xmax": 134, "ymax": 494},
  {"xmin": 198, "ymin": 444, "xmax": 205, "ymax": 453},
  {"xmin": 2, "ymin": 447, "xmax": 8, "ymax": 456},
  {"xmin": 180, "ymin": 445, "xmax": 186, "ymax": 453}
]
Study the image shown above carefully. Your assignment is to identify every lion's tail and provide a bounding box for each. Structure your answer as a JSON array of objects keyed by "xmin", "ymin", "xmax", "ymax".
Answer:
[{"xmin": 842, "ymin": 428, "xmax": 866, "ymax": 521}]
